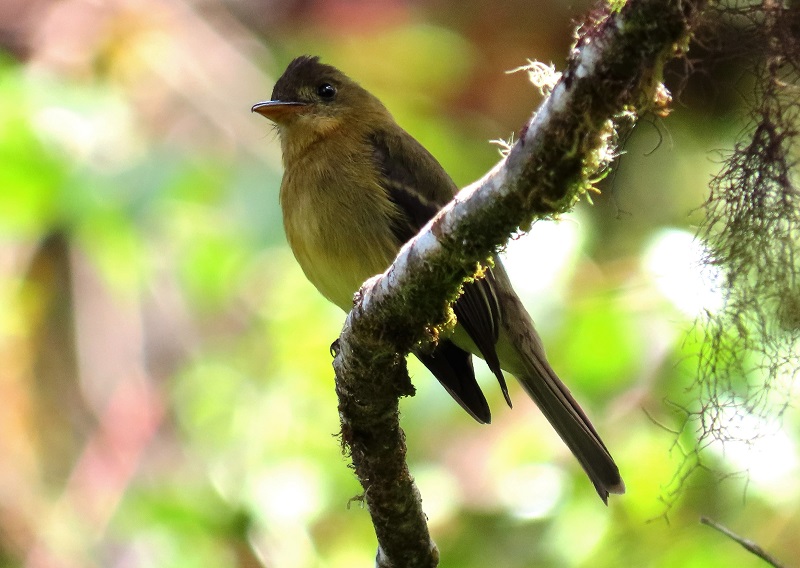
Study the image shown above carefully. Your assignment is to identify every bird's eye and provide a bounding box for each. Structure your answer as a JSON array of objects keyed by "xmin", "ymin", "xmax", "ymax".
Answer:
[{"xmin": 317, "ymin": 83, "xmax": 336, "ymax": 100}]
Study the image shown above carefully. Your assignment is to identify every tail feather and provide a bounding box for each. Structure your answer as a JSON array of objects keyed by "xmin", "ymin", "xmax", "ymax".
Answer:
[
  {"xmin": 515, "ymin": 355, "xmax": 624, "ymax": 502},
  {"xmin": 489, "ymin": 263, "xmax": 624, "ymax": 502}
]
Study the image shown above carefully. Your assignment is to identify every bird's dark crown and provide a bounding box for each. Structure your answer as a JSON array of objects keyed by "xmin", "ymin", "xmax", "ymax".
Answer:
[{"xmin": 271, "ymin": 55, "xmax": 345, "ymax": 103}]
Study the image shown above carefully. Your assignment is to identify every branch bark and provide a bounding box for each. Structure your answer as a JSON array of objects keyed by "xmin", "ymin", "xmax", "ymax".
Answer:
[{"xmin": 331, "ymin": 1, "xmax": 707, "ymax": 566}]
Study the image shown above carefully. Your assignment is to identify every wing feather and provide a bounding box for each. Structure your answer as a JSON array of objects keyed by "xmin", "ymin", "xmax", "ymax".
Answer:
[{"xmin": 368, "ymin": 129, "xmax": 511, "ymax": 419}]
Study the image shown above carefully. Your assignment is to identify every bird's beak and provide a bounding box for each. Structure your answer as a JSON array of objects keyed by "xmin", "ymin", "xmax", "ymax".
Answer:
[{"xmin": 251, "ymin": 100, "xmax": 307, "ymax": 123}]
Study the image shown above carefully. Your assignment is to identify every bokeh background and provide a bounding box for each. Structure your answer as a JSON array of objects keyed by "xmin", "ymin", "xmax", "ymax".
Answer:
[{"xmin": 1, "ymin": 0, "xmax": 798, "ymax": 567}]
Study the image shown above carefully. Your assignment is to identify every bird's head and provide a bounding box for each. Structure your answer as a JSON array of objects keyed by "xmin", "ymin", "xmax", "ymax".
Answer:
[{"xmin": 252, "ymin": 55, "xmax": 389, "ymax": 144}]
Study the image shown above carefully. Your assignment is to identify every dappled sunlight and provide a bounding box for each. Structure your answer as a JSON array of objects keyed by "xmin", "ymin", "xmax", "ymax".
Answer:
[
  {"xmin": 248, "ymin": 460, "xmax": 327, "ymax": 525},
  {"xmin": 412, "ymin": 464, "xmax": 462, "ymax": 528},
  {"xmin": 643, "ymin": 228, "xmax": 724, "ymax": 318},
  {"xmin": 500, "ymin": 213, "xmax": 584, "ymax": 313},
  {"xmin": 707, "ymin": 405, "xmax": 800, "ymax": 503},
  {"xmin": 32, "ymin": 99, "xmax": 142, "ymax": 171},
  {"xmin": 495, "ymin": 463, "xmax": 565, "ymax": 520}
]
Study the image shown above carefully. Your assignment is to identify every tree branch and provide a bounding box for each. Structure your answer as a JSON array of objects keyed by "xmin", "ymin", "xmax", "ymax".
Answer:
[
  {"xmin": 700, "ymin": 517, "xmax": 786, "ymax": 568},
  {"xmin": 331, "ymin": 1, "xmax": 707, "ymax": 566}
]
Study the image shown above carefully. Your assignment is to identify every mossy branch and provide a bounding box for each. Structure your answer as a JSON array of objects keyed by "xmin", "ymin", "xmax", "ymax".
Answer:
[{"xmin": 331, "ymin": 1, "xmax": 706, "ymax": 566}]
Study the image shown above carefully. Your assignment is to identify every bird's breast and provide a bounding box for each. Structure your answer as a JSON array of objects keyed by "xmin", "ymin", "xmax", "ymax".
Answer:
[{"xmin": 280, "ymin": 151, "xmax": 401, "ymax": 311}]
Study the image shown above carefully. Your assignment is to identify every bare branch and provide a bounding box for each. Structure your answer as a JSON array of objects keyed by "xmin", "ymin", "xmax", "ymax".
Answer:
[{"xmin": 701, "ymin": 517, "xmax": 786, "ymax": 568}]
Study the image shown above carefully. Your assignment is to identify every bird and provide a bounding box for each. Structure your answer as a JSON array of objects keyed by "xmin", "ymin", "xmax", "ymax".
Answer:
[{"xmin": 252, "ymin": 55, "xmax": 624, "ymax": 502}]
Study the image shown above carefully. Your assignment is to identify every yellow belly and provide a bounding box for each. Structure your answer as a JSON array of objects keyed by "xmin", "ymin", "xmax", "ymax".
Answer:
[
  {"xmin": 292, "ymin": 230, "xmax": 395, "ymax": 310},
  {"xmin": 281, "ymin": 163, "xmax": 400, "ymax": 311}
]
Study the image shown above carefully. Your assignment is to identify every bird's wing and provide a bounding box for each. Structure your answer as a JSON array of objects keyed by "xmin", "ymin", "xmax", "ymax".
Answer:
[{"xmin": 368, "ymin": 129, "xmax": 511, "ymax": 422}]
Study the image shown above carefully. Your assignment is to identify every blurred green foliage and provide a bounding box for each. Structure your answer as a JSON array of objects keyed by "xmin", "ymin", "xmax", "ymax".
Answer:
[{"xmin": 0, "ymin": 1, "xmax": 797, "ymax": 568}]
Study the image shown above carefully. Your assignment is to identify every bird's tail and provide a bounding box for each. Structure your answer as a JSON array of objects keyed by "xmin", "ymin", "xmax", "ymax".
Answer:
[
  {"xmin": 492, "ymin": 268, "xmax": 624, "ymax": 503},
  {"xmin": 511, "ymin": 345, "xmax": 624, "ymax": 503}
]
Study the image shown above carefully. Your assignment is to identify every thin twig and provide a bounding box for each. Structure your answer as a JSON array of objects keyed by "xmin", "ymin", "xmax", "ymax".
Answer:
[{"xmin": 701, "ymin": 516, "xmax": 786, "ymax": 568}]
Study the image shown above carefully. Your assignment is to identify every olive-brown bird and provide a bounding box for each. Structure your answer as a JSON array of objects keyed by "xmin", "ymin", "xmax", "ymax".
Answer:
[{"xmin": 252, "ymin": 55, "xmax": 624, "ymax": 502}]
